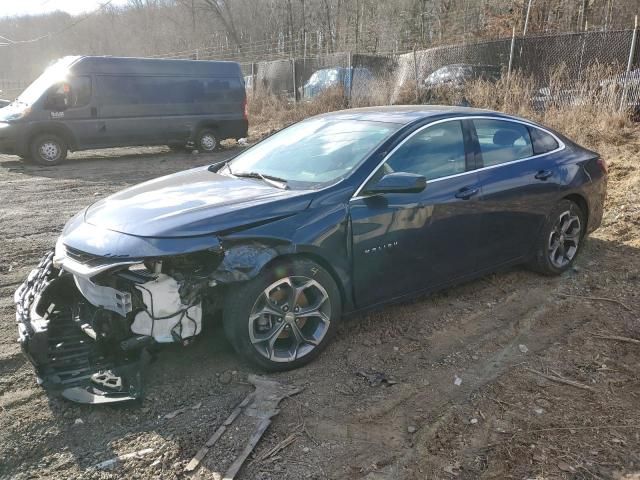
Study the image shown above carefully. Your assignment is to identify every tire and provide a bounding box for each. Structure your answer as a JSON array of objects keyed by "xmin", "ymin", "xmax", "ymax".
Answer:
[
  {"xmin": 528, "ymin": 199, "xmax": 586, "ymax": 276},
  {"xmin": 223, "ymin": 258, "xmax": 342, "ymax": 371},
  {"xmin": 196, "ymin": 129, "xmax": 219, "ymax": 152},
  {"xmin": 30, "ymin": 134, "xmax": 68, "ymax": 166}
]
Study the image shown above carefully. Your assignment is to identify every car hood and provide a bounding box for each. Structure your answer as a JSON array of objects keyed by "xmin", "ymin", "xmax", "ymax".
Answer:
[{"xmin": 84, "ymin": 166, "xmax": 314, "ymax": 238}]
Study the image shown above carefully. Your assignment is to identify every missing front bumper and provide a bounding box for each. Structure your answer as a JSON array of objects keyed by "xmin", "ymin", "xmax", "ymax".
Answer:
[{"xmin": 14, "ymin": 251, "xmax": 150, "ymax": 404}]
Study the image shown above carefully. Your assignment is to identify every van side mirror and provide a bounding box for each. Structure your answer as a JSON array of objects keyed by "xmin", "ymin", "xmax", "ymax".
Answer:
[{"xmin": 364, "ymin": 172, "xmax": 427, "ymax": 195}]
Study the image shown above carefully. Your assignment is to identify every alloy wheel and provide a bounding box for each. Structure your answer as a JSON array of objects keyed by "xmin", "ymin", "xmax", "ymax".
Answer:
[
  {"xmin": 248, "ymin": 276, "xmax": 331, "ymax": 363},
  {"xmin": 548, "ymin": 210, "xmax": 581, "ymax": 268}
]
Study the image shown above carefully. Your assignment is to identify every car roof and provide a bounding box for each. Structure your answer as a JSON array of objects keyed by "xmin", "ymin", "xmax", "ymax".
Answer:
[{"xmin": 316, "ymin": 105, "xmax": 504, "ymax": 124}]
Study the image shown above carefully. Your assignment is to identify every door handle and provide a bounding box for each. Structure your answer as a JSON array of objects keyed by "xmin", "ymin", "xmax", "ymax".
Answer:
[
  {"xmin": 455, "ymin": 186, "xmax": 479, "ymax": 200},
  {"xmin": 535, "ymin": 170, "xmax": 553, "ymax": 180}
]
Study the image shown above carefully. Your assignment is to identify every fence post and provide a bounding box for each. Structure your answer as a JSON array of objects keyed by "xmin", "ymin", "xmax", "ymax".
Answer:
[
  {"xmin": 251, "ymin": 62, "xmax": 256, "ymax": 99},
  {"xmin": 620, "ymin": 15, "xmax": 638, "ymax": 112},
  {"xmin": 507, "ymin": 26, "xmax": 516, "ymax": 85},
  {"xmin": 347, "ymin": 51, "xmax": 353, "ymax": 105},
  {"xmin": 523, "ymin": 0, "xmax": 533, "ymax": 36},
  {"xmin": 292, "ymin": 58, "xmax": 297, "ymax": 104},
  {"xmin": 413, "ymin": 46, "xmax": 419, "ymax": 103}
]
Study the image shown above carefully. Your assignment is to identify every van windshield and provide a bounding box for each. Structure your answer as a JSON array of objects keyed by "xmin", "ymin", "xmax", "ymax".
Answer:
[{"xmin": 15, "ymin": 56, "xmax": 79, "ymax": 106}]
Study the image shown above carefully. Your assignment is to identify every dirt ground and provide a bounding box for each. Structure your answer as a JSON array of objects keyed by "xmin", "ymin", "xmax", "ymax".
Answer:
[{"xmin": 0, "ymin": 133, "xmax": 638, "ymax": 480}]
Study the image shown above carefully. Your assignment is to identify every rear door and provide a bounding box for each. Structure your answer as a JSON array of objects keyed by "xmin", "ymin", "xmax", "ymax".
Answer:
[
  {"xmin": 350, "ymin": 119, "xmax": 483, "ymax": 307},
  {"xmin": 471, "ymin": 117, "xmax": 564, "ymax": 269}
]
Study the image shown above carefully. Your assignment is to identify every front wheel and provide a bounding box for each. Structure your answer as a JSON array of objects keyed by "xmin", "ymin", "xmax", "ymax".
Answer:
[
  {"xmin": 30, "ymin": 134, "xmax": 68, "ymax": 166},
  {"xmin": 529, "ymin": 199, "xmax": 586, "ymax": 275},
  {"xmin": 223, "ymin": 258, "xmax": 342, "ymax": 371}
]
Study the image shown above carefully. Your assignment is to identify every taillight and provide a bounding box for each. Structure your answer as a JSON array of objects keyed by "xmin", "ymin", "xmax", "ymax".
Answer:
[
  {"xmin": 597, "ymin": 157, "xmax": 608, "ymax": 174},
  {"xmin": 243, "ymin": 98, "xmax": 248, "ymax": 120}
]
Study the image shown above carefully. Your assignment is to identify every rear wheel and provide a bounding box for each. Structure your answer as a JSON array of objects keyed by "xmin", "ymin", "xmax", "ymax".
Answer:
[
  {"xmin": 529, "ymin": 199, "xmax": 585, "ymax": 275},
  {"xmin": 30, "ymin": 134, "xmax": 68, "ymax": 166},
  {"xmin": 223, "ymin": 258, "xmax": 341, "ymax": 371},
  {"xmin": 196, "ymin": 129, "xmax": 219, "ymax": 152}
]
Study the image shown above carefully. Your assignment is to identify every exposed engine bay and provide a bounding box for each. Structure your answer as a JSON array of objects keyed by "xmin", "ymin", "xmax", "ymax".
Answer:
[{"xmin": 14, "ymin": 246, "xmax": 224, "ymax": 404}]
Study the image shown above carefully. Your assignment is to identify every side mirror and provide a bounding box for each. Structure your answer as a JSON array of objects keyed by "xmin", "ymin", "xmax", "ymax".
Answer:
[{"xmin": 364, "ymin": 172, "xmax": 427, "ymax": 195}]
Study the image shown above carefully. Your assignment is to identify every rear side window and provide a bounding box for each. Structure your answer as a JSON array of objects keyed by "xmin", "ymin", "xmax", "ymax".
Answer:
[
  {"xmin": 96, "ymin": 75, "xmax": 243, "ymax": 105},
  {"xmin": 473, "ymin": 119, "xmax": 533, "ymax": 167},
  {"xmin": 529, "ymin": 127, "xmax": 560, "ymax": 154},
  {"xmin": 385, "ymin": 120, "xmax": 466, "ymax": 180}
]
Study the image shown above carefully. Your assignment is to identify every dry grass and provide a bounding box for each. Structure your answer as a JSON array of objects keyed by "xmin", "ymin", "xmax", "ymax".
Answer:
[
  {"xmin": 247, "ymin": 65, "xmax": 636, "ymax": 154},
  {"xmin": 247, "ymin": 87, "xmax": 347, "ymax": 140}
]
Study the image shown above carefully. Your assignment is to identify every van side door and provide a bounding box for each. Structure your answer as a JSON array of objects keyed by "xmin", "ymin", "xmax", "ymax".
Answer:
[{"xmin": 94, "ymin": 75, "xmax": 168, "ymax": 147}]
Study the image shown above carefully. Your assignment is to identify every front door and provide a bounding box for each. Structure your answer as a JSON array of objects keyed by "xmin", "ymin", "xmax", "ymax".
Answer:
[
  {"xmin": 350, "ymin": 119, "xmax": 483, "ymax": 308},
  {"xmin": 44, "ymin": 75, "xmax": 103, "ymax": 148}
]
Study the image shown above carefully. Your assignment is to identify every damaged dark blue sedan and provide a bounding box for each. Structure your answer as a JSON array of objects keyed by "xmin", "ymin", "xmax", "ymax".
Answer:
[{"xmin": 15, "ymin": 106, "xmax": 607, "ymax": 403}]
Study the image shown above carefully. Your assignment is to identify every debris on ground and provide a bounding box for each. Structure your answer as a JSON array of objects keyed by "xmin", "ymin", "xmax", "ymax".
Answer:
[
  {"xmin": 94, "ymin": 448, "xmax": 155, "ymax": 470},
  {"xmin": 184, "ymin": 375, "xmax": 303, "ymax": 477},
  {"xmin": 356, "ymin": 370, "xmax": 398, "ymax": 387}
]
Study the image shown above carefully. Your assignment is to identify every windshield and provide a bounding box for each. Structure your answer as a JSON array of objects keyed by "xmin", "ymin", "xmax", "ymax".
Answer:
[
  {"xmin": 15, "ymin": 56, "xmax": 79, "ymax": 106},
  {"xmin": 223, "ymin": 117, "xmax": 399, "ymax": 189}
]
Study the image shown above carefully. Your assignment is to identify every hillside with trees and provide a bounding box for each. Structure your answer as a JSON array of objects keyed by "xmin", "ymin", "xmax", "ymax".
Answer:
[{"xmin": 0, "ymin": 0, "xmax": 638, "ymax": 84}]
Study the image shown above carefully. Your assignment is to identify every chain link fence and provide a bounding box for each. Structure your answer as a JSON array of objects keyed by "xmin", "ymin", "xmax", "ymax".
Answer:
[
  {"xmin": 237, "ymin": 28, "xmax": 639, "ymax": 114},
  {"xmin": 0, "ymin": 78, "xmax": 29, "ymax": 100}
]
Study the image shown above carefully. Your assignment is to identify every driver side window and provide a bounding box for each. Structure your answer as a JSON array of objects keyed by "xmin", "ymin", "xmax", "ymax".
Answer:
[{"xmin": 384, "ymin": 120, "xmax": 466, "ymax": 180}]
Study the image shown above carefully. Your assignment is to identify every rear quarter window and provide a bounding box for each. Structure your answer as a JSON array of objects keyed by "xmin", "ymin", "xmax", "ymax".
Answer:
[{"xmin": 529, "ymin": 127, "xmax": 560, "ymax": 155}]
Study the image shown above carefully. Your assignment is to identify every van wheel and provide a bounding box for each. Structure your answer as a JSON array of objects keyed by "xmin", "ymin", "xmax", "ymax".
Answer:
[
  {"xmin": 30, "ymin": 134, "xmax": 68, "ymax": 166},
  {"xmin": 196, "ymin": 129, "xmax": 219, "ymax": 152}
]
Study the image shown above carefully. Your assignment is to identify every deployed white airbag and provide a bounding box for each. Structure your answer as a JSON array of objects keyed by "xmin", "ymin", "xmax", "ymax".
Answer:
[{"xmin": 131, "ymin": 274, "xmax": 202, "ymax": 343}]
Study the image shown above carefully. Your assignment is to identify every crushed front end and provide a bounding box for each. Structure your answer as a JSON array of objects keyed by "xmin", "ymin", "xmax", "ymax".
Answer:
[{"xmin": 15, "ymin": 241, "xmax": 222, "ymax": 404}]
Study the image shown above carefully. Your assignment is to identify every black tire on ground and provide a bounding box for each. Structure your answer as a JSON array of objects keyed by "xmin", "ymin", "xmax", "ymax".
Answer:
[
  {"xmin": 528, "ymin": 199, "xmax": 586, "ymax": 276},
  {"xmin": 196, "ymin": 129, "xmax": 220, "ymax": 152},
  {"xmin": 223, "ymin": 258, "xmax": 342, "ymax": 371},
  {"xmin": 30, "ymin": 134, "xmax": 68, "ymax": 166}
]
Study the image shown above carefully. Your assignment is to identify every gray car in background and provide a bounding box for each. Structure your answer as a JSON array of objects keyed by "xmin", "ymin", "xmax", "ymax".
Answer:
[
  {"xmin": 301, "ymin": 67, "xmax": 373, "ymax": 100},
  {"xmin": 424, "ymin": 64, "xmax": 501, "ymax": 89}
]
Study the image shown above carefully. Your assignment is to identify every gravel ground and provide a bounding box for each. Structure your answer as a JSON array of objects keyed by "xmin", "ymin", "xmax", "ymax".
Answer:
[{"xmin": 0, "ymin": 135, "xmax": 638, "ymax": 479}]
